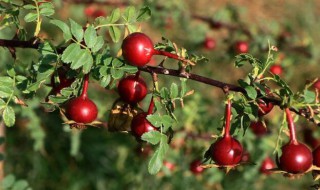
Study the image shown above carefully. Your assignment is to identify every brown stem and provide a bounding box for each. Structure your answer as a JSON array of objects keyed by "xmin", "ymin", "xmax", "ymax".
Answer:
[
  {"xmin": 224, "ymin": 99, "xmax": 232, "ymax": 138},
  {"xmin": 285, "ymin": 108, "xmax": 297, "ymax": 144},
  {"xmin": 80, "ymin": 74, "xmax": 89, "ymax": 99}
]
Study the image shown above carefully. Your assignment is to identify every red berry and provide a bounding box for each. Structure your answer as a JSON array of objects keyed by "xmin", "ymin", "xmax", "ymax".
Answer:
[
  {"xmin": 66, "ymin": 96, "xmax": 98, "ymax": 124},
  {"xmin": 92, "ymin": 10, "xmax": 106, "ymax": 18},
  {"xmin": 118, "ymin": 75, "xmax": 147, "ymax": 104},
  {"xmin": 203, "ymin": 37, "xmax": 216, "ymax": 50},
  {"xmin": 131, "ymin": 112, "xmax": 158, "ymax": 138},
  {"xmin": 260, "ymin": 157, "xmax": 276, "ymax": 175},
  {"xmin": 84, "ymin": 6, "xmax": 95, "ymax": 17},
  {"xmin": 121, "ymin": 32, "xmax": 154, "ymax": 67},
  {"xmin": 313, "ymin": 79, "xmax": 320, "ymax": 90},
  {"xmin": 163, "ymin": 161, "xmax": 176, "ymax": 171},
  {"xmin": 250, "ymin": 121, "xmax": 267, "ymax": 136},
  {"xmin": 241, "ymin": 151, "xmax": 250, "ymax": 162},
  {"xmin": 210, "ymin": 136, "xmax": 243, "ymax": 166},
  {"xmin": 270, "ymin": 65, "xmax": 283, "ymax": 75},
  {"xmin": 303, "ymin": 129, "xmax": 320, "ymax": 149},
  {"xmin": 189, "ymin": 159, "xmax": 204, "ymax": 174},
  {"xmin": 234, "ymin": 41, "xmax": 249, "ymax": 54},
  {"xmin": 257, "ymin": 99, "xmax": 274, "ymax": 116},
  {"xmin": 50, "ymin": 67, "xmax": 75, "ymax": 94},
  {"xmin": 278, "ymin": 142, "xmax": 312, "ymax": 174},
  {"xmin": 313, "ymin": 146, "xmax": 320, "ymax": 167}
]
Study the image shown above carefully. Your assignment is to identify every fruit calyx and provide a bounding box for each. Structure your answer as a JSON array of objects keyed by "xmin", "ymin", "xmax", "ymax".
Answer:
[{"xmin": 121, "ymin": 32, "xmax": 193, "ymax": 67}]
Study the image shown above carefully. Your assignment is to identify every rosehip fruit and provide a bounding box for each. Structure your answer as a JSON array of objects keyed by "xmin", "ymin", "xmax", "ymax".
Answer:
[
  {"xmin": 210, "ymin": 136, "xmax": 243, "ymax": 166},
  {"xmin": 260, "ymin": 157, "xmax": 276, "ymax": 175},
  {"xmin": 131, "ymin": 112, "xmax": 158, "ymax": 138},
  {"xmin": 270, "ymin": 65, "xmax": 283, "ymax": 75},
  {"xmin": 241, "ymin": 151, "xmax": 250, "ymax": 162},
  {"xmin": 250, "ymin": 121, "xmax": 267, "ymax": 136},
  {"xmin": 121, "ymin": 32, "xmax": 154, "ymax": 67},
  {"xmin": 234, "ymin": 41, "xmax": 249, "ymax": 54},
  {"xmin": 313, "ymin": 79, "xmax": 320, "ymax": 91},
  {"xmin": 313, "ymin": 146, "xmax": 320, "ymax": 167},
  {"xmin": 278, "ymin": 142, "xmax": 312, "ymax": 174},
  {"xmin": 50, "ymin": 68, "xmax": 75, "ymax": 94},
  {"xmin": 203, "ymin": 37, "xmax": 216, "ymax": 50},
  {"xmin": 66, "ymin": 97, "xmax": 98, "ymax": 124},
  {"xmin": 257, "ymin": 99, "xmax": 274, "ymax": 116},
  {"xmin": 303, "ymin": 129, "xmax": 320, "ymax": 149},
  {"xmin": 163, "ymin": 161, "xmax": 176, "ymax": 171},
  {"xmin": 118, "ymin": 75, "xmax": 147, "ymax": 104},
  {"xmin": 189, "ymin": 159, "xmax": 204, "ymax": 175}
]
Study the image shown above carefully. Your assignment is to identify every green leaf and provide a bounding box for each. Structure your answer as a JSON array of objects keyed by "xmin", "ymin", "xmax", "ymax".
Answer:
[
  {"xmin": 71, "ymin": 49, "xmax": 92, "ymax": 70},
  {"xmin": 170, "ymin": 83, "xmax": 179, "ymax": 99},
  {"xmin": 0, "ymin": 86, "xmax": 13, "ymax": 98},
  {"xmin": 110, "ymin": 69, "xmax": 124, "ymax": 79},
  {"xmin": 1, "ymin": 174, "xmax": 16, "ymax": 189},
  {"xmin": 61, "ymin": 43, "xmax": 81, "ymax": 63},
  {"xmin": 160, "ymin": 87, "xmax": 170, "ymax": 99},
  {"xmin": 69, "ymin": 19, "xmax": 84, "ymax": 42},
  {"xmin": 136, "ymin": 6, "xmax": 151, "ymax": 21},
  {"xmin": 24, "ymin": 13, "xmax": 37, "ymax": 22},
  {"xmin": 84, "ymin": 25, "xmax": 97, "ymax": 49},
  {"xmin": 0, "ymin": 99, "xmax": 5, "ymax": 110},
  {"xmin": 161, "ymin": 115, "xmax": 174, "ymax": 131},
  {"xmin": 127, "ymin": 24, "xmax": 137, "ymax": 33},
  {"xmin": 91, "ymin": 36, "xmax": 104, "ymax": 53},
  {"xmin": 123, "ymin": 6, "xmax": 136, "ymax": 23},
  {"xmin": 121, "ymin": 65, "xmax": 138, "ymax": 73},
  {"xmin": 304, "ymin": 90, "xmax": 316, "ymax": 103},
  {"xmin": 50, "ymin": 19, "xmax": 72, "ymax": 41},
  {"xmin": 180, "ymin": 78, "xmax": 187, "ymax": 97},
  {"xmin": 40, "ymin": 8, "xmax": 54, "ymax": 16},
  {"xmin": 3, "ymin": 106, "xmax": 15, "ymax": 127},
  {"xmin": 147, "ymin": 115, "xmax": 162, "ymax": 128},
  {"xmin": 109, "ymin": 26, "xmax": 121, "ymax": 43},
  {"xmin": 109, "ymin": 8, "xmax": 121, "ymax": 23},
  {"xmin": 111, "ymin": 58, "xmax": 122, "ymax": 67},
  {"xmin": 100, "ymin": 75, "xmax": 111, "ymax": 87},
  {"xmin": 12, "ymin": 180, "xmax": 29, "ymax": 190},
  {"xmin": 48, "ymin": 96, "xmax": 69, "ymax": 104},
  {"xmin": 0, "ymin": 76, "xmax": 14, "ymax": 86},
  {"xmin": 148, "ymin": 135, "xmax": 169, "ymax": 175},
  {"xmin": 82, "ymin": 52, "xmax": 94, "ymax": 74},
  {"xmin": 23, "ymin": 5, "xmax": 36, "ymax": 10},
  {"xmin": 141, "ymin": 131, "xmax": 162, "ymax": 145},
  {"xmin": 245, "ymin": 86, "xmax": 257, "ymax": 99}
]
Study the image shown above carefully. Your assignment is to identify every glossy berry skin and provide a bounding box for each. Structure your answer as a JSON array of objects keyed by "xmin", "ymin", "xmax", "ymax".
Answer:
[
  {"xmin": 313, "ymin": 146, "xmax": 320, "ymax": 167},
  {"xmin": 234, "ymin": 41, "xmax": 249, "ymax": 54},
  {"xmin": 50, "ymin": 68, "xmax": 75, "ymax": 94},
  {"xmin": 131, "ymin": 112, "xmax": 158, "ymax": 138},
  {"xmin": 189, "ymin": 160, "xmax": 204, "ymax": 175},
  {"xmin": 122, "ymin": 32, "xmax": 154, "ymax": 67},
  {"xmin": 118, "ymin": 75, "xmax": 147, "ymax": 104},
  {"xmin": 203, "ymin": 37, "xmax": 216, "ymax": 50},
  {"xmin": 270, "ymin": 65, "xmax": 283, "ymax": 75},
  {"xmin": 210, "ymin": 136, "xmax": 243, "ymax": 166},
  {"xmin": 260, "ymin": 157, "xmax": 276, "ymax": 175},
  {"xmin": 313, "ymin": 80, "xmax": 320, "ymax": 90},
  {"xmin": 257, "ymin": 99, "xmax": 274, "ymax": 116},
  {"xmin": 66, "ymin": 97, "xmax": 98, "ymax": 124},
  {"xmin": 278, "ymin": 142, "xmax": 313, "ymax": 174},
  {"xmin": 250, "ymin": 121, "xmax": 267, "ymax": 136}
]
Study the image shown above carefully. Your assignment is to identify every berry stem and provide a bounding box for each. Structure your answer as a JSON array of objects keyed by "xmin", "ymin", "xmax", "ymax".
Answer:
[
  {"xmin": 80, "ymin": 74, "xmax": 89, "ymax": 99},
  {"xmin": 152, "ymin": 49, "xmax": 191, "ymax": 64},
  {"xmin": 147, "ymin": 96, "xmax": 155, "ymax": 115},
  {"xmin": 135, "ymin": 70, "xmax": 141, "ymax": 79},
  {"xmin": 285, "ymin": 108, "xmax": 297, "ymax": 144},
  {"xmin": 224, "ymin": 99, "xmax": 232, "ymax": 138}
]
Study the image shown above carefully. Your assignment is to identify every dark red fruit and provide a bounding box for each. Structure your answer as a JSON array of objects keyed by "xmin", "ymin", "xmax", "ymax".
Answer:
[
  {"xmin": 270, "ymin": 65, "xmax": 283, "ymax": 75},
  {"xmin": 278, "ymin": 142, "xmax": 313, "ymax": 174},
  {"xmin": 260, "ymin": 157, "xmax": 276, "ymax": 175},
  {"xmin": 304, "ymin": 129, "xmax": 320, "ymax": 149},
  {"xmin": 122, "ymin": 32, "xmax": 154, "ymax": 67},
  {"xmin": 257, "ymin": 99, "xmax": 274, "ymax": 116},
  {"xmin": 313, "ymin": 79, "xmax": 320, "ymax": 90},
  {"xmin": 66, "ymin": 96, "xmax": 98, "ymax": 124},
  {"xmin": 118, "ymin": 75, "xmax": 147, "ymax": 104},
  {"xmin": 313, "ymin": 146, "xmax": 320, "ymax": 167},
  {"xmin": 234, "ymin": 41, "xmax": 249, "ymax": 54},
  {"xmin": 50, "ymin": 68, "xmax": 75, "ymax": 94},
  {"xmin": 241, "ymin": 151, "xmax": 250, "ymax": 162},
  {"xmin": 189, "ymin": 159, "xmax": 204, "ymax": 175},
  {"xmin": 131, "ymin": 112, "xmax": 158, "ymax": 138},
  {"xmin": 203, "ymin": 37, "xmax": 216, "ymax": 50},
  {"xmin": 250, "ymin": 121, "xmax": 267, "ymax": 136},
  {"xmin": 210, "ymin": 136, "xmax": 243, "ymax": 166}
]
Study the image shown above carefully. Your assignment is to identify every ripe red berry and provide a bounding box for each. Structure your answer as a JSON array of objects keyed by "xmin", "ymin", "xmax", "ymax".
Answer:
[
  {"xmin": 163, "ymin": 161, "xmax": 176, "ymax": 171},
  {"xmin": 313, "ymin": 146, "xmax": 320, "ymax": 167},
  {"xmin": 234, "ymin": 41, "xmax": 249, "ymax": 54},
  {"xmin": 189, "ymin": 159, "xmax": 204, "ymax": 175},
  {"xmin": 92, "ymin": 10, "xmax": 106, "ymax": 18},
  {"xmin": 270, "ymin": 65, "xmax": 283, "ymax": 75},
  {"xmin": 66, "ymin": 96, "xmax": 98, "ymax": 124},
  {"xmin": 122, "ymin": 32, "xmax": 154, "ymax": 67},
  {"xmin": 203, "ymin": 37, "xmax": 216, "ymax": 50},
  {"xmin": 257, "ymin": 99, "xmax": 274, "ymax": 116},
  {"xmin": 304, "ymin": 129, "xmax": 320, "ymax": 149},
  {"xmin": 260, "ymin": 157, "xmax": 276, "ymax": 175},
  {"xmin": 84, "ymin": 6, "xmax": 95, "ymax": 17},
  {"xmin": 313, "ymin": 79, "xmax": 320, "ymax": 90},
  {"xmin": 50, "ymin": 67, "xmax": 75, "ymax": 94},
  {"xmin": 210, "ymin": 136, "xmax": 243, "ymax": 166},
  {"xmin": 118, "ymin": 75, "xmax": 147, "ymax": 104},
  {"xmin": 250, "ymin": 121, "xmax": 267, "ymax": 136},
  {"xmin": 131, "ymin": 112, "xmax": 158, "ymax": 138},
  {"xmin": 278, "ymin": 142, "xmax": 313, "ymax": 174}
]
